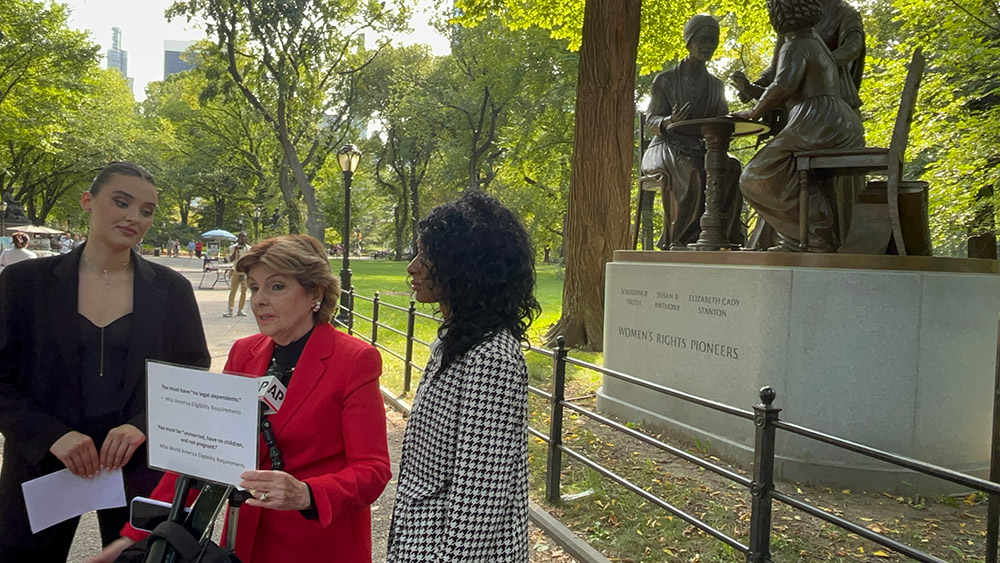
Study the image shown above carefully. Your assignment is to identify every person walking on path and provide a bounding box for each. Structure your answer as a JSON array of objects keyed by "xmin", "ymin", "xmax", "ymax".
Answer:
[
  {"xmin": 387, "ymin": 191, "xmax": 540, "ymax": 562},
  {"xmin": 0, "ymin": 161, "xmax": 211, "ymax": 560},
  {"xmin": 223, "ymin": 232, "xmax": 250, "ymax": 317}
]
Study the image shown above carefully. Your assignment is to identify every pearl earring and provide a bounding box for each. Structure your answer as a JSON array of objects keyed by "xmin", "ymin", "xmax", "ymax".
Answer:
[{"xmin": 312, "ymin": 300, "xmax": 322, "ymax": 312}]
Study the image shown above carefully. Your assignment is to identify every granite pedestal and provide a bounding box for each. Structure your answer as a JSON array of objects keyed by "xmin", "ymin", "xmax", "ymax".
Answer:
[{"xmin": 599, "ymin": 251, "xmax": 1000, "ymax": 493}]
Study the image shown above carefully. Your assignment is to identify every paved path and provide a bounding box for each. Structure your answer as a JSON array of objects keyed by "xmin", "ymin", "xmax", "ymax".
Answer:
[{"xmin": 0, "ymin": 255, "xmax": 570, "ymax": 562}]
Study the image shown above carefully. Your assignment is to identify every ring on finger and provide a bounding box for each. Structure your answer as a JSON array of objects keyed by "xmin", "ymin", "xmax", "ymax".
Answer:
[{"xmin": 260, "ymin": 491, "xmax": 269, "ymax": 502}]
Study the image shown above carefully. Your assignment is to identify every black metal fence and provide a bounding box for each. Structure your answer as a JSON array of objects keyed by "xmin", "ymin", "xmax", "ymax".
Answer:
[{"xmin": 337, "ymin": 288, "xmax": 1000, "ymax": 562}]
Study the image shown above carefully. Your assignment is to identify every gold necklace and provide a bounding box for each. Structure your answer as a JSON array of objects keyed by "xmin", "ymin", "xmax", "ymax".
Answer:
[
  {"xmin": 81, "ymin": 254, "xmax": 130, "ymax": 284},
  {"xmin": 81, "ymin": 253, "xmax": 131, "ymax": 376}
]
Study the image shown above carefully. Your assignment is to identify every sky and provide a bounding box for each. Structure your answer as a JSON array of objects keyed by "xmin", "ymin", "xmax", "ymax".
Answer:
[{"xmin": 61, "ymin": 0, "xmax": 450, "ymax": 101}]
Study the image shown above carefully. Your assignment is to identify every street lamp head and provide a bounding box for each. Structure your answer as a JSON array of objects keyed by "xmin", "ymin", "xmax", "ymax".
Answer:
[
  {"xmin": 1, "ymin": 201, "xmax": 7, "ymax": 212},
  {"xmin": 337, "ymin": 144, "xmax": 362, "ymax": 174}
]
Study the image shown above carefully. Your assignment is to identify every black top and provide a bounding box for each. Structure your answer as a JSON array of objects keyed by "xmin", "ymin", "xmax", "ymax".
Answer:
[
  {"xmin": 269, "ymin": 327, "xmax": 314, "ymax": 386},
  {"xmin": 266, "ymin": 325, "xmax": 317, "ymax": 517},
  {"xmin": 0, "ymin": 246, "xmax": 211, "ymax": 547},
  {"xmin": 79, "ymin": 313, "xmax": 132, "ymax": 423}
]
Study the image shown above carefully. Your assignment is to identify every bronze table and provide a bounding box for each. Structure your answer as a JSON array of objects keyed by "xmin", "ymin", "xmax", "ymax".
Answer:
[{"xmin": 666, "ymin": 116, "xmax": 769, "ymax": 251}]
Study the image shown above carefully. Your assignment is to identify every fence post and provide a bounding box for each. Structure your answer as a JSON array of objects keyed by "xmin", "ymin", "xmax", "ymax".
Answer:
[
  {"xmin": 403, "ymin": 300, "xmax": 416, "ymax": 394},
  {"xmin": 347, "ymin": 286, "xmax": 355, "ymax": 335},
  {"xmin": 748, "ymin": 386, "xmax": 780, "ymax": 563},
  {"xmin": 371, "ymin": 291, "xmax": 380, "ymax": 346},
  {"xmin": 546, "ymin": 335, "xmax": 567, "ymax": 504},
  {"xmin": 986, "ymin": 320, "xmax": 1000, "ymax": 563}
]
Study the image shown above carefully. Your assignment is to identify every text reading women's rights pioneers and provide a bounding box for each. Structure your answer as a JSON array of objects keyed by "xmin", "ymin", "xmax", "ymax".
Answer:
[{"xmin": 146, "ymin": 361, "xmax": 260, "ymax": 486}]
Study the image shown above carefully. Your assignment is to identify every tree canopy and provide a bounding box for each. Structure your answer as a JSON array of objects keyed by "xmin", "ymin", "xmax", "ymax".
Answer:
[{"xmin": 4, "ymin": 0, "xmax": 1000, "ymax": 348}]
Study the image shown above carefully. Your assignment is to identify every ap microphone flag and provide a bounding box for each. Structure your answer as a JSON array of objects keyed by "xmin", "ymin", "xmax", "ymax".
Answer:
[{"xmin": 258, "ymin": 376, "xmax": 287, "ymax": 415}]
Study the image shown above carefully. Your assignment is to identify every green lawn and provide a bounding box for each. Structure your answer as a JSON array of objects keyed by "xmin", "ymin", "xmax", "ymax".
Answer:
[{"xmin": 332, "ymin": 259, "xmax": 592, "ymax": 399}]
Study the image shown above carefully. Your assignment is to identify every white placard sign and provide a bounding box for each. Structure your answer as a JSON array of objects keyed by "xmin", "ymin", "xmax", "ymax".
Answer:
[{"xmin": 147, "ymin": 361, "xmax": 259, "ymax": 486}]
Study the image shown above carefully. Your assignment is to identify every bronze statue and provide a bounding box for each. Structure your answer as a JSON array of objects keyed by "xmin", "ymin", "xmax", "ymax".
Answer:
[
  {"xmin": 1, "ymin": 193, "xmax": 28, "ymax": 226},
  {"xmin": 736, "ymin": 0, "xmax": 865, "ymax": 252},
  {"xmin": 641, "ymin": 14, "xmax": 743, "ymax": 250},
  {"xmin": 732, "ymin": 0, "xmax": 865, "ymax": 250},
  {"xmin": 731, "ymin": 0, "xmax": 865, "ymax": 112}
]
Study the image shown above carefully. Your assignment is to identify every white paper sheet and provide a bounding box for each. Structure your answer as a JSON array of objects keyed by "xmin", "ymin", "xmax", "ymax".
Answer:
[{"xmin": 21, "ymin": 468, "xmax": 126, "ymax": 533}]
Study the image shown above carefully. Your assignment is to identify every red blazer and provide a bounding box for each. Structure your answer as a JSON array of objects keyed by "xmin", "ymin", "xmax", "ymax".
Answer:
[{"xmin": 124, "ymin": 323, "xmax": 391, "ymax": 562}]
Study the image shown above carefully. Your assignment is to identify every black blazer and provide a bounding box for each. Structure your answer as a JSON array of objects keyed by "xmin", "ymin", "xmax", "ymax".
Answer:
[{"xmin": 0, "ymin": 245, "xmax": 210, "ymax": 546}]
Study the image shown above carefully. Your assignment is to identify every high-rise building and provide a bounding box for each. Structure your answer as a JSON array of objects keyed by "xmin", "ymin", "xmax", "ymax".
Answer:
[
  {"xmin": 107, "ymin": 27, "xmax": 128, "ymax": 77},
  {"xmin": 164, "ymin": 40, "xmax": 197, "ymax": 78},
  {"xmin": 107, "ymin": 27, "xmax": 133, "ymax": 93}
]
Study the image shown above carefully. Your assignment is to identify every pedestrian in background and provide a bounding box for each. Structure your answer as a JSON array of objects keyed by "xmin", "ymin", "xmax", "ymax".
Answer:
[
  {"xmin": 387, "ymin": 190, "xmax": 540, "ymax": 561},
  {"xmin": 223, "ymin": 232, "xmax": 250, "ymax": 317},
  {"xmin": 0, "ymin": 161, "xmax": 211, "ymax": 560},
  {"xmin": 0, "ymin": 232, "xmax": 37, "ymax": 273}
]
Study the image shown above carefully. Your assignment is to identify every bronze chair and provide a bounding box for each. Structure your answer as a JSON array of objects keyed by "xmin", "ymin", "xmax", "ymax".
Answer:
[
  {"xmin": 633, "ymin": 112, "xmax": 665, "ymax": 250},
  {"xmin": 633, "ymin": 173, "xmax": 664, "ymax": 250},
  {"xmin": 793, "ymin": 48, "xmax": 929, "ymax": 255}
]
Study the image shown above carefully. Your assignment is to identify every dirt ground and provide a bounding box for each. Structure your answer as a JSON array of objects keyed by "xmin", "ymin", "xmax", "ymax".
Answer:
[{"xmin": 555, "ymin": 402, "xmax": 995, "ymax": 562}]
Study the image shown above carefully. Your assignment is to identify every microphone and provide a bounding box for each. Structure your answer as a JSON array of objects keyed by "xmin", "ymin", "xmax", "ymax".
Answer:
[
  {"xmin": 257, "ymin": 375, "xmax": 287, "ymax": 415},
  {"xmin": 257, "ymin": 372, "xmax": 286, "ymax": 471}
]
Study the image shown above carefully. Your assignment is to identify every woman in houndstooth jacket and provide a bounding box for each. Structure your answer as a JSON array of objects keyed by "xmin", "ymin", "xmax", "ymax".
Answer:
[{"xmin": 387, "ymin": 190, "xmax": 541, "ymax": 562}]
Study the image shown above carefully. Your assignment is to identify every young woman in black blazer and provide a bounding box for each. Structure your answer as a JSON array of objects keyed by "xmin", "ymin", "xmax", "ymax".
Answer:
[{"xmin": 0, "ymin": 162, "xmax": 211, "ymax": 560}]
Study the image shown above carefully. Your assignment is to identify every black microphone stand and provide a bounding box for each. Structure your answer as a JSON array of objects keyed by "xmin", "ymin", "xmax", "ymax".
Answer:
[
  {"xmin": 142, "ymin": 479, "xmax": 237, "ymax": 563},
  {"xmin": 143, "ymin": 406, "xmax": 284, "ymax": 562}
]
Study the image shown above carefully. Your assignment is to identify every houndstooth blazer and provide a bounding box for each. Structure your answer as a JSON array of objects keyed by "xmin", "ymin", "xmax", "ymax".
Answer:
[{"xmin": 387, "ymin": 329, "xmax": 529, "ymax": 562}]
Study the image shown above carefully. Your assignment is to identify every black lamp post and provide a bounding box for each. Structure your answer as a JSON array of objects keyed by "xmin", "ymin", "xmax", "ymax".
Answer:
[
  {"xmin": 1, "ymin": 200, "xmax": 7, "ymax": 242},
  {"xmin": 336, "ymin": 144, "xmax": 362, "ymax": 324},
  {"xmin": 253, "ymin": 206, "xmax": 262, "ymax": 241}
]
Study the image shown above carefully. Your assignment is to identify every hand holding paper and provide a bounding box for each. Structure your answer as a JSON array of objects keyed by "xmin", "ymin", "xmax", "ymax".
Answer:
[
  {"xmin": 50, "ymin": 431, "xmax": 100, "ymax": 477},
  {"xmin": 99, "ymin": 423, "xmax": 145, "ymax": 470}
]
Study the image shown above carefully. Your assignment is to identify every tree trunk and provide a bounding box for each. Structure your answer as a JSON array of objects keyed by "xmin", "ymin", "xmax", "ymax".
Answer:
[
  {"xmin": 394, "ymin": 198, "xmax": 404, "ymax": 261},
  {"xmin": 545, "ymin": 0, "xmax": 640, "ymax": 351},
  {"xmin": 968, "ymin": 185, "xmax": 997, "ymax": 258},
  {"xmin": 214, "ymin": 197, "xmax": 225, "ymax": 228},
  {"xmin": 279, "ymin": 163, "xmax": 301, "ymax": 234},
  {"xmin": 409, "ymin": 175, "xmax": 421, "ymax": 257},
  {"xmin": 277, "ymin": 119, "xmax": 323, "ymax": 240}
]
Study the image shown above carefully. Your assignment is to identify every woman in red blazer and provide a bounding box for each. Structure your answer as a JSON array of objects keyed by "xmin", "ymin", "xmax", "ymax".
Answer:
[{"xmin": 90, "ymin": 235, "xmax": 391, "ymax": 563}]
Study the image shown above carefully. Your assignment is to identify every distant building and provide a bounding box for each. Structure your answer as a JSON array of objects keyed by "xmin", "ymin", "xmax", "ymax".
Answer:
[
  {"xmin": 107, "ymin": 27, "xmax": 133, "ymax": 93},
  {"xmin": 107, "ymin": 27, "xmax": 128, "ymax": 77},
  {"xmin": 164, "ymin": 40, "xmax": 197, "ymax": 78}
]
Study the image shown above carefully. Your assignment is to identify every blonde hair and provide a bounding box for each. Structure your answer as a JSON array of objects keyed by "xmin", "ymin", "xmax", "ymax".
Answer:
[{"xmin": 236, "ymin": 235, "xmax": 340, "ymax": 323}]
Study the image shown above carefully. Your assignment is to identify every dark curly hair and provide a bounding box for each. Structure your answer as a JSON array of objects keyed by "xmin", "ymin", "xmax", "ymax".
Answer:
[
  {"xmin": 416, "ymin": 190, "xmax": 540, "ymax": 368},
  {"xmin": 767, "ymin": 0, "xmax": 824, "ymax": 34}
]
